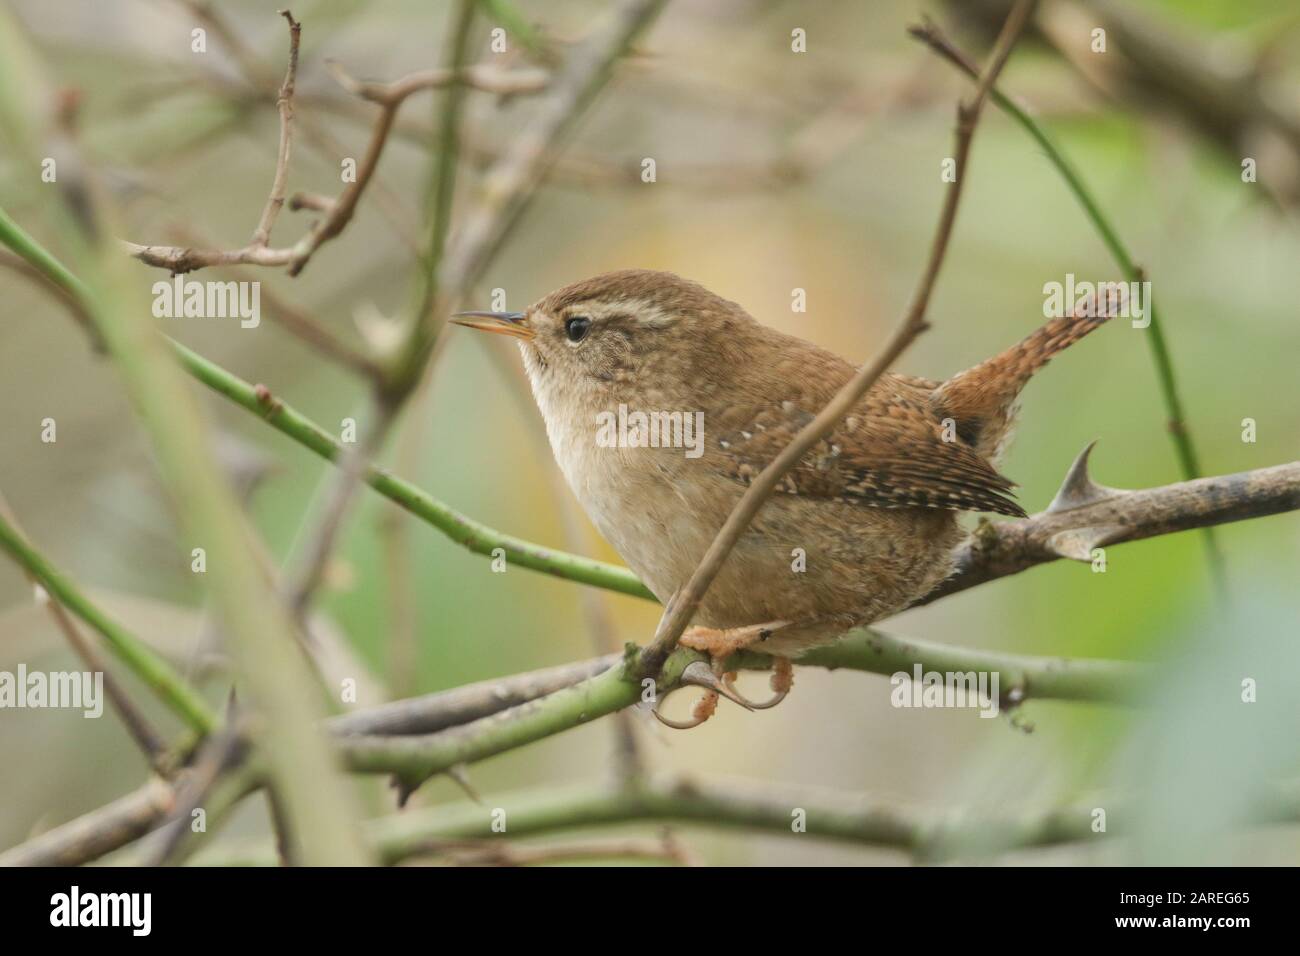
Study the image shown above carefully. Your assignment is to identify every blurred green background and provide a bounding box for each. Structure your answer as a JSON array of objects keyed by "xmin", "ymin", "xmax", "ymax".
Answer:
[{"xmin": 1, "ymin": 0, "xmax": 1298, "ymax": 864}]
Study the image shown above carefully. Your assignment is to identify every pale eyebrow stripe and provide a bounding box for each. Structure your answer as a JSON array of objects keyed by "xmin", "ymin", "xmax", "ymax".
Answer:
[{"xmin": 558, "ymin": 298, "xmax": 678, "ymax": 330}]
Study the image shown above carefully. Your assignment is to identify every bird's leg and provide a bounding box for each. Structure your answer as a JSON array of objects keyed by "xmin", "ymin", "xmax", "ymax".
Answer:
[
  {"xmin": 678, "ymin": 621, "xmax": 790, "ymax": 659},
  {"xmin": 650, "ymin": 622, "xmax": 793, "ymax": 728}
]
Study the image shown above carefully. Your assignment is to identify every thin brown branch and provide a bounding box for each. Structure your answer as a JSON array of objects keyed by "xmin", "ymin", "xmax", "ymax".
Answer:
[
  {"xmin": 0, "ymin": 248, "xmax": 104, "ymax": 350},
  {"xmin": 175, "ymin": 0, "xmax": 279, "ymax": 91},
  {"xmin": 286, "ymin": 191, "xmax": 337, "ymax": 215},
  {"xmin": 329, "ymin": 654, "xmax": 619, "ymax": 737},
  {"xmin": 139, "ymin": 715, "xmax": 249, "ymax": 867},
  {"xmin": 171, "ymin": 0, "xmax": 422, "ymax": 250},
  {"xmin": 0, "ymin": 777, "xmax": 176, "ymax": 867},
  {"xmin": 0, "ymin": 492, "xmax": 168, "ymax": 770},
  {"xmin": 324, "ymin": 60, "xmax": 550, "ymax": 104},
  {"xmin": 249, "ymin": 10, "xmax": 300, "ymax": 248},
  {"xmin": 42, "ymin": 599, "xmax": 170, "ymax": 769},
  {"xmin": 124, "ymin": 21, "xmax": 546, "ymax": 278},
  {"xmin": 377, "ymin": 505, "xmax": 419, "ymax": 700},
  {"xmin": 638, "ymin": 0, "xmax": 1039, "ymax": 676},
  {"xmin": 282, "ymin": 400, "xmax": 398, "ymax": 618}
]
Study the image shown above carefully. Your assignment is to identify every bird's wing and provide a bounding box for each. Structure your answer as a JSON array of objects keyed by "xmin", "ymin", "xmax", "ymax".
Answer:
[{"xmin": 710, "ymin": 385, "xmax": 1026, "ymax": 518}]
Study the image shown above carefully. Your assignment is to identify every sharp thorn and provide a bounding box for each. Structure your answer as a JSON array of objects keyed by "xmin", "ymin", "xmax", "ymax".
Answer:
[
  {"xmin": 389, "ymin": 774, "xmax": 419, "ymax": 809},
  {"xmin": 446, "ymin": 764, "xmax": 482, "ymax": 805},
  {"xmin": 1047, "ymin": 440, "xmax": 1119, "ymax": 513}
]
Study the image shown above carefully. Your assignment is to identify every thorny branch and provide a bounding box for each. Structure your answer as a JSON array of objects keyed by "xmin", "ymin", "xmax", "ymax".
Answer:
[{"xmin": 916, "ymin": 446, "xmax": 1300, "ymax": 606}]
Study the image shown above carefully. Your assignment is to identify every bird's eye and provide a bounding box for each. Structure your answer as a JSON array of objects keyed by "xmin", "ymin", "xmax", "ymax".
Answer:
[{"xmin": 564, "ymin": 316, "xmax": 592, "ymax": 343}]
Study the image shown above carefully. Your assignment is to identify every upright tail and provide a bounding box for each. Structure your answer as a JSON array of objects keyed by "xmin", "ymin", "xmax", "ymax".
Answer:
[{"xmin": 932, "ymin": 300, "xmax": 1115, "ymax": 463}]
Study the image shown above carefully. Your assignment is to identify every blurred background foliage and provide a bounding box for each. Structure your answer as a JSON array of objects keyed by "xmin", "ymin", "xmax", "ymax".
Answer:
[{"xmin": 1, "ymin": 0, "xmax": 1298, "ymax": 864}]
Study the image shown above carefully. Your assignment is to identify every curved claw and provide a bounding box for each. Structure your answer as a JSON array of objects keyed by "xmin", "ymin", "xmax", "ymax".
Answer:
[
  {"xmin": 721, "ymin": 672, "xmax": 789, "ymax": 711},
  {"xmin": 652, "ymin": 699, "xmax": 713, "ymax": 731},
  {"xmin": 723, "ymin": 658, "xmax": 794, "ymax": 710},
  {"xmin": 652, "ymin": 660, "xmax": 754, "ymax": 730}
]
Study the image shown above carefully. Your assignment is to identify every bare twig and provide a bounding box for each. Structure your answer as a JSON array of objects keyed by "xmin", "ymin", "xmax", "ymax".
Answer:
[
  {"xmin": 325, "ymin": 61, "xmax": 550, "ymax": 103},
  {"xmin": 124, "ymin": 18, "xmax": 546, "ymax": 278},
  {"xmin": 0, "ymin": 248, "xmax": 103, "ymax": 350},
  {"xmin": 377, "ymin": 504, "xmax": 420, "ymax": 700},
  {"xmin": 139, "ymin": 715, "xmax": 250, "ymax": 866},
  {"xmin": 122, "ymin": 11, "xmax": 308, "ymax": 273},
  {"xmin": 170, "ymin": 0, "xmax": 422, "ymax": 249},
  {"xmin": 0, "ymin": 493, "xmax": 169, "ymax": 767},
  {"xmin": 249, "ymin": 10, "xmax": 300, "ymax": 248},
  {"xmin": 281, "ymin": 400, "xmax": 397, "ymax": 618},
  {"xmin": 0, "ymin": 477, "xmax": 217, "ymax": 733},
  {"xmin": 42, "ymin": 599, "xmax": 170, "ymax": 767},
  {"xmin": 0, "ymin": 777, "xmax": 177, "ymax": 867},
  {"xmin": 174, "ymin": 0, "xmax": 279, "ymax": 91},
  {"xmin": 638, "ymin": 0, "xmax": 1039, "ymax": 677},
  {"xmin": 333, "ymin": 637, "xmax": 1137, "ymax": 798},
  {"xmin": 330, "ymin": 654, "xmax": 619, "ymax": 736}
]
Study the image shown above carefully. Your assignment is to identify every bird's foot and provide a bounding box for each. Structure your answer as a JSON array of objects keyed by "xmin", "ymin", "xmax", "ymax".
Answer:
[
  {"xmin": 679, "ymin": 621, "xmax": 790, "ymax": 658},
  {"xmin": 654, "ymin": 622, "xmax": 794, "ymax": 730}
]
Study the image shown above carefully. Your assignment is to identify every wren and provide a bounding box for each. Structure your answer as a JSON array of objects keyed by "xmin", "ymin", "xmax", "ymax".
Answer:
[{"xmin": 452, "ymin": 270, "xmax": 1111, "ymax": 726}]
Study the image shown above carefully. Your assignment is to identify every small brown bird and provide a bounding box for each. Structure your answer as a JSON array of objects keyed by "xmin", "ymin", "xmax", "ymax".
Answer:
[{"xmin": 452, "ymin": 270, "xmax": 1111, "ymax": 726}]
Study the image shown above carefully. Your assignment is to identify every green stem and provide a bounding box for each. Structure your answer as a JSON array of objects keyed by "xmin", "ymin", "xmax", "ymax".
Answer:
[
  {"xmin": 787, "ymin": 627, "xmax": 1141, "ymax": 704},
  {"xmin": 338, "ymin": 651, "xmax": 690, "ymax": 794},
  {"xmin": 336, "ymin": 634, "xmax": 1142, "ymax": 792},
  {"xmin": 173, "ymin": 340, "xmax": 653, "ymax": 598},
  {"xmin": 0, "ymin": 206, "xmax": 89, "ymax": 299},
  {"xmin": 0, "ymin": 507, "xmax": 217, "ymax": 733},
  {"xmin": 386, "ymin": 0, "xmax": 477, "ymax": 395}
]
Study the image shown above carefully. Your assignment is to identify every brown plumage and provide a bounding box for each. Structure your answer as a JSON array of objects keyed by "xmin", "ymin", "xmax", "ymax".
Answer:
[{"xmin": 453, "ymin": 269, "xmax": 1113, "ymax": 700}]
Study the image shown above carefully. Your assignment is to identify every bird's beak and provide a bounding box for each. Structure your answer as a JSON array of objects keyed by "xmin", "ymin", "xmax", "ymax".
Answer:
[{"xmin": 449, "ymin": 310, "xmax": 533, "ymax": 341}]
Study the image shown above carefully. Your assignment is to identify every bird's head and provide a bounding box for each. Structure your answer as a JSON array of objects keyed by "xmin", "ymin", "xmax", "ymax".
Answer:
[{"xmin": 450, "ymin": 269, "xmax": 755, "ymax": 408}]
